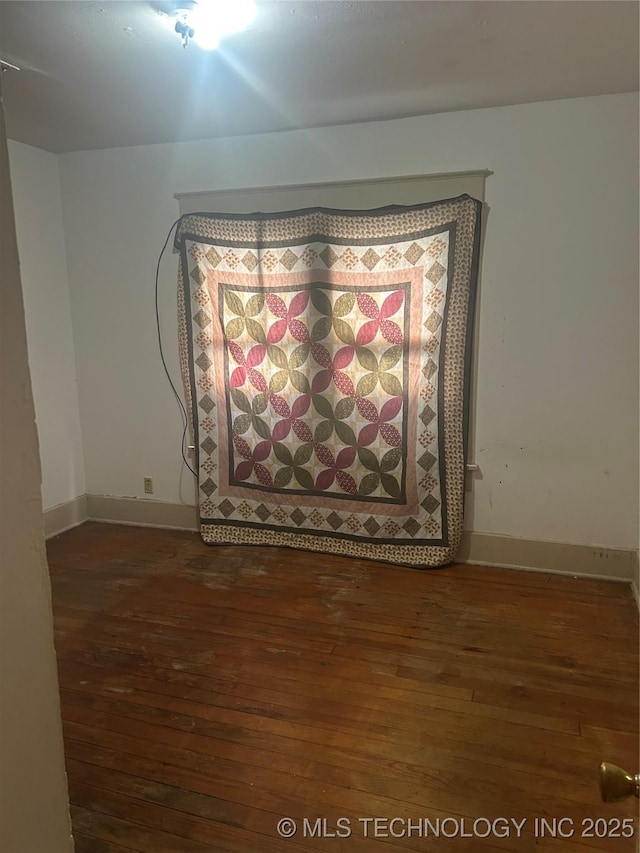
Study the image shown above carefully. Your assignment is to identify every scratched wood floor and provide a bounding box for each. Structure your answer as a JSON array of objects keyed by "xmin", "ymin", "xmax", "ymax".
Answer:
[{"xmin": 48, "ymin": 522, "xmax": 639, "ymax": 853}]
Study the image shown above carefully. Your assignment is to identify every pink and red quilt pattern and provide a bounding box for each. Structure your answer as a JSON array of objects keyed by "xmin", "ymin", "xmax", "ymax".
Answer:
[{"xmin": 176, "ymin": 198, "xmax": 481, "ymax": 566}]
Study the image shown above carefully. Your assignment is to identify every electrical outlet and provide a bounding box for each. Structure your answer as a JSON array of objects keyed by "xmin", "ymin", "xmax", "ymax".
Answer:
[{"xmin": 143, "ymin": 477, "xmax": 154, "ymax": 495}]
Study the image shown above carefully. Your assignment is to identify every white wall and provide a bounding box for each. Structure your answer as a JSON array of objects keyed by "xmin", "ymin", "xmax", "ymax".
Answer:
[
  {"xmin": 58, "ymin": 93, "xmax": 639, "ymax": 550},
  {"xmin": 8, "ymin": 141, "xmax": 85, "ymax": 511},
  {"xmin": 1, "ymin": 91, "xmax": 73, "ymax": 853}
]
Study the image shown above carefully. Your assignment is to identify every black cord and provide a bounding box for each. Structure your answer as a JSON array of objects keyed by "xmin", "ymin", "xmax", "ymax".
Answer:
[{"xmin": 155, "ymin": 217, "xmax": 198, "ymax": 478}]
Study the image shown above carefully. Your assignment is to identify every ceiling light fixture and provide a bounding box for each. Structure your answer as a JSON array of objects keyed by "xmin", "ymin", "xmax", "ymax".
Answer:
[{"xmin": 154, "ymin": 0, "xmax": 256, "ymax": 50}]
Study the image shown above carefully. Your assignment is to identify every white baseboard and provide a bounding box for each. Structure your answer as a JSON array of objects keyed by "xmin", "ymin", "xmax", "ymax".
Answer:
[
  {"xmin": 86, "ymin": 494, "xmax": 199, "ymax": 532},
  {"xmin": 70, "ymin": 493, "xmax": 639, "ymax": 584},
  {"xmin": 43, "ymin": 495, "xmax": 88, "ymax": 539},
  {"xmin": 458, "ymin": 530, "xmax": 637, "ymax": 582}
]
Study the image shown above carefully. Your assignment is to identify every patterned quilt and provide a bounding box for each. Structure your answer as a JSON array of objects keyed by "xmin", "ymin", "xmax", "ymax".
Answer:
[{"xmin": 176, "ymin": 196, "xmax": 481, "ymax": 566}]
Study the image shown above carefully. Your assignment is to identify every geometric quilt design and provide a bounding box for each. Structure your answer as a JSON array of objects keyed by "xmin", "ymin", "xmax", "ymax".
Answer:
[
  {"xmin": 176, "ymin": 195, "xmax": 482, "ymax": 567},
  {"xmin": 222, "ymin": 282, "xmax": 408, "ymax": 502}
]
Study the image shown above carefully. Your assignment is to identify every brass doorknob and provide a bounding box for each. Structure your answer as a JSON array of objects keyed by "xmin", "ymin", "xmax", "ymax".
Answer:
[{"xmin": 599, "ymin": 762, "xmax": 640, "ymax": 802}]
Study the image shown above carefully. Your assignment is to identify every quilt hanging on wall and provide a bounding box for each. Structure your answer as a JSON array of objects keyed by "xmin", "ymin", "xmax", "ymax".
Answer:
[{"xmin": 176, "ymin": 195, "xmax": 482, "ymax": 567}]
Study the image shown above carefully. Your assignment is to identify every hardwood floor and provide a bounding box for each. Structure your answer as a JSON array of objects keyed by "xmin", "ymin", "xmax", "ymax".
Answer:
[{"xmin": 48, "ymin": 522, "xmax": 639, "ymax": 852}]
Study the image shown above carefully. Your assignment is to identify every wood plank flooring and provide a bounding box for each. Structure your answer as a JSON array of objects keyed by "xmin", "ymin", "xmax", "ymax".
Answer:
[{"xmin": 47, "ymin": 522, "xmax": 639, "ymax": 852}]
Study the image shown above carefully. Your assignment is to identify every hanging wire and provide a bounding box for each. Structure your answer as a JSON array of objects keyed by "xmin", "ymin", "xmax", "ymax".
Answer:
[{"xmin": 155, "ymin": 217, "xmax": 197, "ymax": 477}]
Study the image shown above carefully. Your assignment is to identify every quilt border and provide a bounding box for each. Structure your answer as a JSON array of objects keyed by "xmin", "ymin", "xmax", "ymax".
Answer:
[{"xmin": 176, "ymin": 195, "xmax": 482, "ymax": 566}]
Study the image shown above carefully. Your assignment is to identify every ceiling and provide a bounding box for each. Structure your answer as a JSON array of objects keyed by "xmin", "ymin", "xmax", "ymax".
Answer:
[{"xmin": 0, "ymin": 1, "xmax": 638, "ymax": 154}]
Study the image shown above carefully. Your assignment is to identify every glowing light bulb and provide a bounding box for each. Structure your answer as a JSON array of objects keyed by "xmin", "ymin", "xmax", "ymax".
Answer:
[{"xmin": 191, "ymin": 0, "xmax": 256, "ymax": 50}]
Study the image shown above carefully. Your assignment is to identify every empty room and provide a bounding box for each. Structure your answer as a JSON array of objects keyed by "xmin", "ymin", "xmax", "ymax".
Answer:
[{"xmin": 1, "ymin": 1, "xmax": 639, "ymax": 851}]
